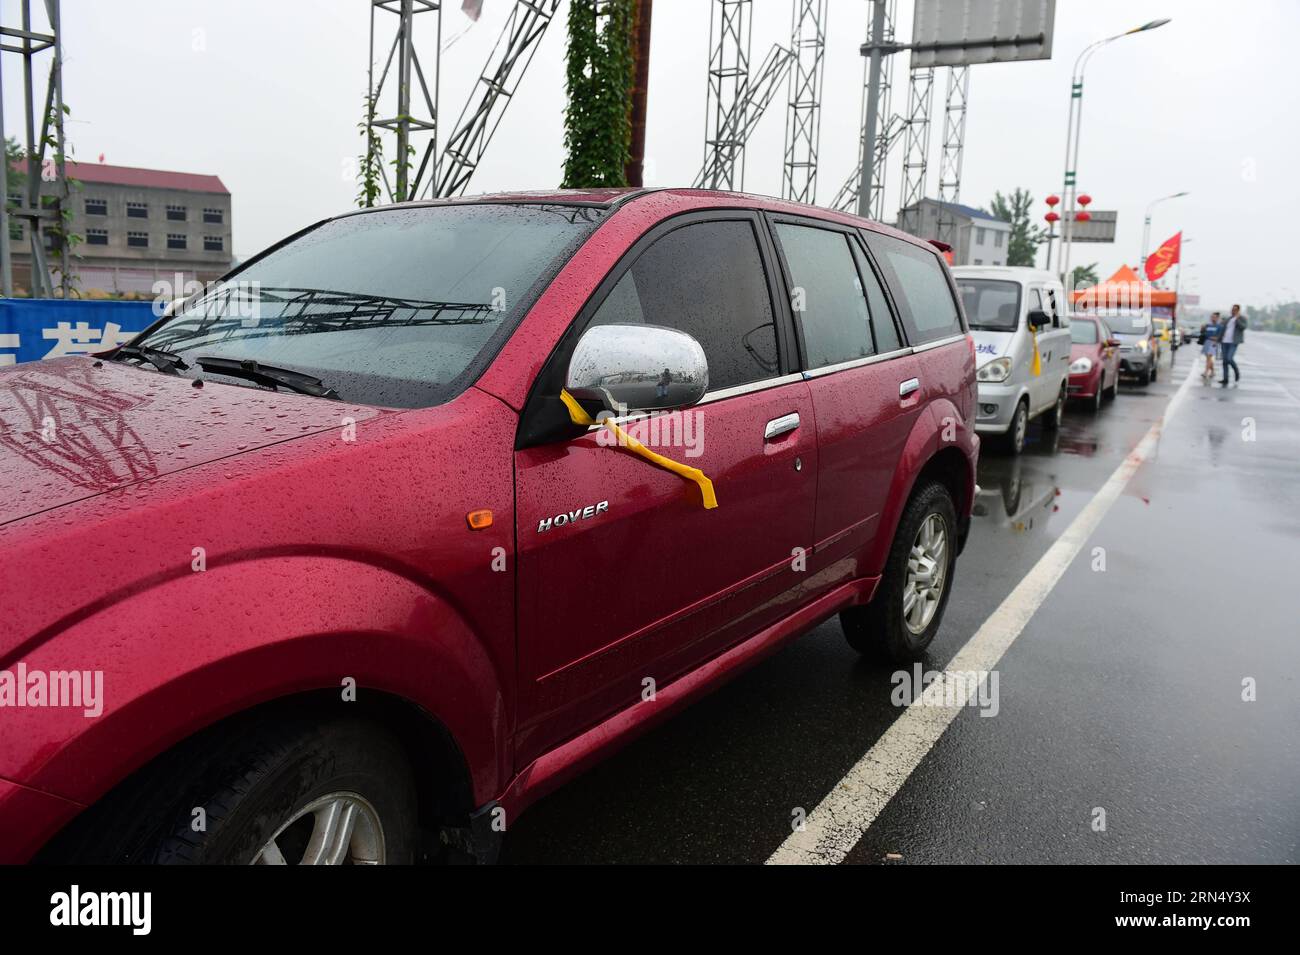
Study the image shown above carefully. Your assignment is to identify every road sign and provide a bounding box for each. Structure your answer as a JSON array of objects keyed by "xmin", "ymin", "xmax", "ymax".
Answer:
[
  {"xmin": 911, "ymin": 0, "xmax": 1056, "ymax": 69},
  {"xmin": 1067, "ymin": 209, "xmax": 1117, "ymax": 243}
]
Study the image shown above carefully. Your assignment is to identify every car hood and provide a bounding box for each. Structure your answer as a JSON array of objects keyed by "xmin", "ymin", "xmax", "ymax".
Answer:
[{"xmin": 0, "ymin": 357, "xmax": 386, "ymax": 526}]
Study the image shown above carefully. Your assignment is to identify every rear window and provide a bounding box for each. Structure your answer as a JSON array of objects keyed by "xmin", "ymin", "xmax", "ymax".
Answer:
[
  {"xmin": 133, "ymin": 204, "xmax": 602, "ymax": 408},
  {"xmin": 865, "ymin": 232, "xmax": 964, "ymax": 344}
]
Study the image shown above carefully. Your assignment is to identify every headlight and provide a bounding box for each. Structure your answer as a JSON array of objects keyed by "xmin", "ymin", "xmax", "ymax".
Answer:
[
  {"xmin": 1136, "ymin": 339, "xmax": 1150, "ymax": 352},
  {"xmin": 977, "ymin": 357, "xmax": 1012, "ymax": 383},
  {"xmin": 1070, "ymin": 357, "xmax": 1092, "ymax": 374}
]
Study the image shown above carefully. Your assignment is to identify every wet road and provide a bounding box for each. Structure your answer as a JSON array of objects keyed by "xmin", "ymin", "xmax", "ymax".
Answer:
[{"xmin": 501, "ymin": 333, "xmax": 1300, "ymax": 864}]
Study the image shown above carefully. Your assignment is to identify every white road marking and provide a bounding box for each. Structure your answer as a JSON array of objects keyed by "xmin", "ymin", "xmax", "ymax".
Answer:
[{"xmin": 766, "ymin": 363, "xmax": 1200, "ymax": 865}]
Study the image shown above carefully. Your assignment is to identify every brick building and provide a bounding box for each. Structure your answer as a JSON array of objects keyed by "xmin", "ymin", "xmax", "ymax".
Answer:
[{"xmin": 8, "ymin": 160, "xmax": 233, "ymax": 296}]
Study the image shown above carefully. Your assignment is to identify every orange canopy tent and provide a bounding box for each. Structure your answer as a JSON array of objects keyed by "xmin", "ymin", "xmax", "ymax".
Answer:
[{"xmin": 1071, "ymin": 264, "xmax": 1177, "ymax": 310}]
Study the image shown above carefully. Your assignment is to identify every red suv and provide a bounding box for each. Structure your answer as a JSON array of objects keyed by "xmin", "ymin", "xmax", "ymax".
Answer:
[{"xmin": 0, "ymin": 189, "xmax": 977, "ymax": 864}]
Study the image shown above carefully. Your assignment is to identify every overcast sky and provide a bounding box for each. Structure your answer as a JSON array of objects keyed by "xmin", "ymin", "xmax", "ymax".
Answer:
[{"xmin": 3, "ymin": 0, "xmax": 1296, "ymax": 309}]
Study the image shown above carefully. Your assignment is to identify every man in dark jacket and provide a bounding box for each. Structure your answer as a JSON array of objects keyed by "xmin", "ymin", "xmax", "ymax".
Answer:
[{"xmin": 1220, "ymin": 304, "xmax": 1247, "ymax": 386}]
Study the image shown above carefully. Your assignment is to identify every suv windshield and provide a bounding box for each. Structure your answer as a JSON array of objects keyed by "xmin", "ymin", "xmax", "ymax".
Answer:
[
  {"xmin": 130, "ymin": 203, "xmax": 604, "ymax": 408},
  {"xmin": 1098, "ymin": 311, "xmax": 1151, "ymax": 336},
  {"xmin": 957, "ymin": 279, "xmax": 1021, "ymax": 331}
]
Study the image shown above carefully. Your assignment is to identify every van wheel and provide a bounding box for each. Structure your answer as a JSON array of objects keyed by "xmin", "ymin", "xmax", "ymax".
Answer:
[
  {"xmin": 1043, "ymin": 384, "xmax": 1066, "ymax": 431},
  {"xmin": 841, "ymin": 480, "xmax": 957, "ymax": 663},
  {"xmin": 49, "ymin": 716, "xmax": 419, "ymax": 865},
  {"xmin": 1002, "ymin": 399, "xmax": 1028, "ymax": 454}
]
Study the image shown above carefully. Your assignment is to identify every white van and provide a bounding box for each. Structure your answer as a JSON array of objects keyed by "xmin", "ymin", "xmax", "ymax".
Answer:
[{"xmin": 951, "ymin": 266, "xmax": 1071, "ymax": 454}]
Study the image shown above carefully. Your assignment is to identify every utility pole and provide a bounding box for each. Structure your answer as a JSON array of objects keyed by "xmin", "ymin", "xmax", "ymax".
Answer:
[{"xmin": 855, "ymin": 0, "xmax": 888, "ymax": 218}]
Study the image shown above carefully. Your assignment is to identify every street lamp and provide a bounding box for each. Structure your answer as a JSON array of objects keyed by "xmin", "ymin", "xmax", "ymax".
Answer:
[
  {"xmin": 1141, "ymin": 191, "xmax": 1190, "ymax": 276},
  {"xmin": 1058, "ymin": 17, "xmax": 1172, "ymax": 289}
]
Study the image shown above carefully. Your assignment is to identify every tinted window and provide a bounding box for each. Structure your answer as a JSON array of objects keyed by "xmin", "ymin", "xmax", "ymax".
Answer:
[
  {"xmin": 868, "ymin": 233, "xmax": 963, "ymax": 343},
  {"xmin": 775, "ymin": 224, "xmax": 872, "ymax": 368},
  {"xmin": 957, "ymin": 278, "xmax": 1021, "ymax": 331},
  {"xmin": 852, "ymin": 242, "xmax": 902, "ymax": 352},
  {"xmin": 134, "ymin": 204, "xmax": 602, "ymax": 409},
  {"xmin": 590, "ymin": 220, "xmax": 778, "ymax": 390}
]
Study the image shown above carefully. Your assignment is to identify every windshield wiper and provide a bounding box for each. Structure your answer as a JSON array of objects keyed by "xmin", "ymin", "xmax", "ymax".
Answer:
[
  {"xmin": 195, "ymin": 356, "xmax": 339, "ymax": 399},
  {"xmin": 113, "ymin": 343, "xmax": 189, "ymax": 374}
]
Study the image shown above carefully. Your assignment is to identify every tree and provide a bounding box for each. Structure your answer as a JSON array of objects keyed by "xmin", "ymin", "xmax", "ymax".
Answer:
[
  {"xmin": 1071, "ymin": 263, "xmax": 1100, "ymax": 289},
  {"xmin": 986, "ymin": 188, "xmax": 1046, "ymax": 267}
]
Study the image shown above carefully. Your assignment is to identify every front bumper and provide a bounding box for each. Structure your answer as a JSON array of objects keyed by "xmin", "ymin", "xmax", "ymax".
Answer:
[
  {"xmin": 973, "ymin": 381, "xmax": 1026, "ymax": 435},
  {"xmin": 0, "ymin": 775, "xmax": 83, "ymax": 863},
  {"xmin": 1119, "ymin": 350, "xmax": 1154, "ymax": 375},
  {"xmin": 1068, "ymin": 368, "xmax": 1102, "ymax": 398}
]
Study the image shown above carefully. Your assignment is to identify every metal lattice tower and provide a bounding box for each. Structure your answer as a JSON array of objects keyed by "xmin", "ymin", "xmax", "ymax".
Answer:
[
  {"xmin": 431, "ymin": 0, "xmax": 561, "ymax": 198},
  {"xmin": 696, "ymin": 42, "xmax": 794, "ymax": 190},
  {"xmin": 0, "ymin": 0, "xmax": 68, "ymax": 297},
  {"xmin": 831, "ymin": 0, "xmax": 896, "ymax": 217},
  {"xmin": 781, "ymin": 0, "xmax": 827, "ymax": 204},
  {"xmin": 701, "ymin": 0, "xmax": 753, "ymax": 191},
  {"xmin": 935, "ymin": 66, "xmax": 970, "ymax": 247},
  {"xmin": 896, "ymin": 65, "xmax": 935, "ymax": 234},
  {"xmin": 367, "ymin": 0, "xmax": 441, "ymax": 203}
]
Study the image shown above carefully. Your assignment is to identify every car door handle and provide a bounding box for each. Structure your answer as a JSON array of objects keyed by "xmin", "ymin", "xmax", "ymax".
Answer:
[
  {"xmin": 899, "ymin": 377, "xmax": 920, "ymax": 398},
  {"xmin": 764, "ymin": 413, "xmax": 800, "ymax": 440}
]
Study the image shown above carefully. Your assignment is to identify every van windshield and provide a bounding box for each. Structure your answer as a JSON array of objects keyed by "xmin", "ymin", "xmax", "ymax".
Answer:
[
  {"xmin": 957, "ymin": 279, "xmax": 1021, "ymax": 331},
  {"xmin": 129, "ymin": 203, "xmax": 604, "ymax": 408}
]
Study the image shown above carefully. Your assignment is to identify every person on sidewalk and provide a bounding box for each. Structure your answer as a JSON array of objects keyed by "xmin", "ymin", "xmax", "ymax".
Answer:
[
  {"xmin": 1220, "ymin": 304, "xmax": 1247, "ymax": 386},
  {"xmin": 1199, "ymin": 312, "xmax": 1222, "ymax": 381}
]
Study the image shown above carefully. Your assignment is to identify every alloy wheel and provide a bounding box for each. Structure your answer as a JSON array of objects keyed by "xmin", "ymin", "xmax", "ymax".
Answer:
[
  {"xmin": 251, "ymin": 792, "xmax": 385, "ymax": 865},
  {"xmin": 903, "ymin": 513, "xmax": 948, "ymax": 635}
]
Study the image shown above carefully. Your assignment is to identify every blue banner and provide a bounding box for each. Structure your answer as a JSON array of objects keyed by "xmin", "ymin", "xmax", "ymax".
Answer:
[{"xmin": 0, "ymin": 298, "xmax": 156, "ymax": 366}]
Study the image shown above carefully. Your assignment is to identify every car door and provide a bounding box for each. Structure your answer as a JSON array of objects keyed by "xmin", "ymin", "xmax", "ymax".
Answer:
[
  {"xmin": 512, "ymin": 212, "xmax": 818, "ymax": 765},
  {"xmin": 767, "ymin": 216, "xmax": 922, "ymax": 589},
  {"xmin": 1031, "ymin": 284, "xmax": 1070, "ymax": 412}
]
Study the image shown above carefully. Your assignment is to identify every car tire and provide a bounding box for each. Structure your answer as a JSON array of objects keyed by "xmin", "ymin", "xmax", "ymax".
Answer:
[
  {"xmin": 1002, "ymin": 399, "xmax": 1029, "ymax": 455},
  {"xmin": 841, "ymin": 480, "xmax": 958, "ymax": 663},
  {"xmin": 46, "ymin": 715, "xmax": 419, "ymax": 865},
  {"xmin": 1138, "ymin": 366, "xmax": 1151, "ymax": 386},
  {"xmin": 1151, "ymin": 360, "xmax": 1159, "ymax": 383},
  {"xmin": 1043, "ymin": 384, "xmax": 1066, "ymax": 431},
  {"xmin": 1090, "ymin": 384, "xmax": 1103, "ymax": 413},
  {"xmin": 1105, "ymin": 373, "xmax": 1118, "ymax": 400}
]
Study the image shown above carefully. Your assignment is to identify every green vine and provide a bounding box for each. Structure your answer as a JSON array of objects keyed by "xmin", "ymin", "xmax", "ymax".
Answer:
[
  {"xmin": 356, "ymin": 92, "xmax": 384, "ymax": 208},
  {"xmin": 562, "ymin": 0, "xmax": 635, "ymax": 189}
]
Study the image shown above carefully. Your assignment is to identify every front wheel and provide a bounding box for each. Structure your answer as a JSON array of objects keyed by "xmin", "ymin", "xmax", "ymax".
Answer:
[
  {"xmin": 1042, "ymin": 383, "xmax": 1066, "ymax": 431},
  {"xmin": 842, "ymin": 480, "xmax": 958, "ymax": 663},
  {"xmin": 1002, "ymin": 399, "xmax": 1029, "ymax": 455}
]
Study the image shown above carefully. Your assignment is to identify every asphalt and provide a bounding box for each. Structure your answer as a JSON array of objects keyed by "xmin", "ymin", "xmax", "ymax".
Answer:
[{"xmin": 500, "ymin": 333, "xmax": 1300, "ymax": 865}]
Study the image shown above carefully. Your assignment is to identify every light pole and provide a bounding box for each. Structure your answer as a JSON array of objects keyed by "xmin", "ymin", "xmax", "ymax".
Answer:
[
  {"xmin": 1058, "ymin": 18, "xmax": 1171, "ymax": 291},
  {"xmin": 1141, "ymin": 190, "xmax": 1189, "ymax": 276}
]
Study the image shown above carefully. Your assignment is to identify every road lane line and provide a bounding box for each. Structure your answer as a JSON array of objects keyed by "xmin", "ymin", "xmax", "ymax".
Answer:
[{"xmin": 766, "ymin": 363, "xmax": 1199, "ymax": 865}]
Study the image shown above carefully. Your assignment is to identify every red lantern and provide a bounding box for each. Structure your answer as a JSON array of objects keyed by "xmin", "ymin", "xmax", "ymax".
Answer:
[
  {"xmin": 1075, "ymin": 210, "xmax": 1092, "ymax": 223},
  {"xmin": 1077, "ymin": 193, "xmax": 1092, "ymax": 207},
  {"xmin": 1045, "ymin": 211, "xmax": 1060, "ymax": 223},
  {"xmin": 1046, "ymin": 194, "xmax": 1060, "ymax": 207}
]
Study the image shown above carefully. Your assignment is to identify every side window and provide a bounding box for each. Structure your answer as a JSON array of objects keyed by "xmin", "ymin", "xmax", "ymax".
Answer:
[
  {"xmin": 851, "ymin": 241, "xmax": 902, "ymax": 353},
  {"xmin": 589, "ymin": 220, "xmax": 778, "ymax": 390},
  {"xmin": 865, "ymin": 232, "xmax": 964, "ymax": 344},
  {"xmin": 774, "ymin": 223, "xmax": 872, "ymax": 369}
]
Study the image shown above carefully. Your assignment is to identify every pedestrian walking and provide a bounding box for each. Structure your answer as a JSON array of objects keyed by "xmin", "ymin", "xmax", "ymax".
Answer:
[
  {"xmin": 1200, "ymin": 312, "xmax": 1222, "ymax": 380},
  {"xmin": 1220, "ymin": 304, "xmax": 1247, "ymax": 386}
]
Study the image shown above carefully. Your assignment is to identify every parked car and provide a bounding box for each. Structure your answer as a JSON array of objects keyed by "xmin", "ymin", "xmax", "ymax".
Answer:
[
  {"xmin": 952, "ymin": 266, "xmax": 1071, "ymax": 455},
  {"xmin": 1067, "ymin": 315, "xmax": 1121, "ymax": 411},
  {"xmin": 0, "ymin": 189, "xmax": 978, "ymax": 865},
  {"xmin": 1102, "ymin": 308, "xmax": 1160, "ymax": 385}
]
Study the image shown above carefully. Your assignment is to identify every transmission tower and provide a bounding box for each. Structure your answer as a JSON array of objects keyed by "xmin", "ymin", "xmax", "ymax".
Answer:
[
  {"xmin": 701, "ymin": 0, "xmax": 753, "ymax": 191},
  {"xmin": 431, "ymin": 0, "xmax": 561, "ymax": 198},
  {"xmin": 696, "ymin": 43, "xmax": 794, "ymax": 190},
  {"xmin": 831, "ymin": 0, "xmax": 896, "ymax": 218},
  {"xmin": 0, "ymin": 0, "xmax": 68, "ymax": 297},
  {"xmin": 935, "ymin": 66, "xmax": 969, "ymax": 247},
  {"xmin": 895, "ymin": 65, "xmax": 935, "ymax": 235},
  {"xmin": 366, "ymin": 0, "xmax": 440, "ymax": 203},
  {"xmin": 781, "ymin": 0, "xmax": 827, "ymax": 204}
]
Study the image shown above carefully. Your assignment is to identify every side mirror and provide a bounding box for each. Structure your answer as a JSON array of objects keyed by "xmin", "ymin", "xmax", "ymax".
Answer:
[
  {"xmin": 1105, "ymin": 338, "xmax": 1120, "ymax": 348},
  {"xmin": 1027, "ymin": 309, "xmax": 1051, "ymax": 329},
  {"xmin": 567, "ymin": 323, "xmax": 709, "ymax": 414}
]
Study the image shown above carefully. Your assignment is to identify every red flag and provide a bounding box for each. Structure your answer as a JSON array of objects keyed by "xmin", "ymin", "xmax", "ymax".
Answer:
[{"xmin": 1145, "ymin": 231, "xmax": 1181, "ymax": 282}]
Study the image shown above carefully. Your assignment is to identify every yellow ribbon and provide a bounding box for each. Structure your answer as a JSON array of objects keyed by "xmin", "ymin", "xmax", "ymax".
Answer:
[
  {"xmin": 1030, "ymin": 326, "xmax": 1042, "ymax": 377},
  {"xmin": 560, "ymin": 389, "xmax": 718, "ymax": 509}
]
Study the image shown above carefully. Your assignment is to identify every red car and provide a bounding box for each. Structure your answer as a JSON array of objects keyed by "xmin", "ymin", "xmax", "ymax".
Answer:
[
  {"xmin": 1067, "ymin": 315, "xmax": 1120, "ymax": 411},
  {"xmin": 0, "ymin": 189, "xmax": 977, "ymax": 864}
]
